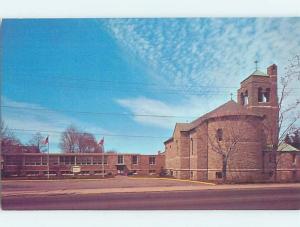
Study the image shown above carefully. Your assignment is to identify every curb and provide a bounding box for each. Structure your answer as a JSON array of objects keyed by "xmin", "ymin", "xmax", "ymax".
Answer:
[{"xmin": 128, "ymin": 177, "xmax": 216, "ymax": 185}]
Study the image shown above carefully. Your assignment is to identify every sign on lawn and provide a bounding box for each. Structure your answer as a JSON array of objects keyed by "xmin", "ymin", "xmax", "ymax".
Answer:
[{"xmin": 72, "ymin": 166, "xmax": 81, "ymax": 173}]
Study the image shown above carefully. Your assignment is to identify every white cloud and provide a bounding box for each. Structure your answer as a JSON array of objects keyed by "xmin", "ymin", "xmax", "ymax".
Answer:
[{"xmin": 116, "ymin": 96, "xmax": 224, "ymax": 129}]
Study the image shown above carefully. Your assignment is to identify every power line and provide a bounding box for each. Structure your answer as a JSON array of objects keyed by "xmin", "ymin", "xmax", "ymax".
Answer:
[
  {"xmin": 8, "ymin": 77, "xmax": 300, "ymax": 92},
  {"xmin": 4, "ymin": 71, "xmax": 300, "ymax": 90},
  {"xmin": 3, "ymin": 105, "xmax": 299, "ymax": 120},
  {"xmin": 4, "ymin": 71, "xmax": 237, "ymax": 89},
  {"xmin": 9, "ymin": 128, "xmax": 170, "ymax": 139},
  {"xmin": 1, "ymin": 105, "xmax": 195, "ymax": 119}
]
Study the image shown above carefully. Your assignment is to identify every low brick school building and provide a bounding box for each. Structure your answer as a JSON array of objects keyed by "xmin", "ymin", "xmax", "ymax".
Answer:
[{"xmin": 1, "ymin": 152, "xmax": 165, "ymax": 178}]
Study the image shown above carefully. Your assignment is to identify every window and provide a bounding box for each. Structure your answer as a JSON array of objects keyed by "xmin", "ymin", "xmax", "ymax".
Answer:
[
  {"xmin": 241, "ymin": 92, "xmax": 244, "ymax": 105},
  {"xmin": 104, "ymin": 156, "xmax": 108, "ymax": 164},
  {"xmin": 118, "ymin": 155, "xmax": 124, "ymax": 164},
  {"xmin": 149, "ymin": 170, "xmax": 156, "ymax": 174},
  {"xmin": 241, "ymin": 91, "xmax": 249, "ymax": 105},
  {"xmin": 244, "ymin": 90, "xmax": 249, "ymax": 105},
  {"xmin": 92, "ymin": 156, "xmax": 102, "ymax": 165},
  {"xmin": 216, "ymin": 172, "xmax": 223, "ymax": 178},
  {"xmin": 258, "ymin": 87, "xmax": 263, "ymax": 102},
  {"xmin": 86, "ymin": 157, "xmax": 92, "ymax": 165},
  {"xmin": 59, "ymin": 156, "xmax": 75, "ymax": 165},
  {"xmin": 6, "ymin": 156, "xmax": 21, "ymax": 165},
  {"xmin": 25, "ymin": 156, "xmax": 42, "ymax": 166},
  {"xmin": 79, "ymin": 171, "xmax": 90, "ymax": 175},
  {"xmin": 216, "ymin": 129, "xmax": 223, "ymax": 141},
  {"xmin": 41, "ymin": 156, "xmax": 48, "ymax": 165},
  {"xmin": 132, "ymin": 155, "xmax": 138, "ymax": 165},
  {"xmin": 74, "ymin": 156, "xmax": 91, "ymax": 165},
  {"xmin": 258, "ymin": 88, "xmax": 270, "ymax": 103},
  {"xmin": 49, "ymin": 156, "xmax": 59, "ymax": 165},
  {"xmin": 26, "ymin": 171, "xmax": 39, "ymax": 176},
  {"xmin": 149, "ymin": 156, "xmax": 156, "ymax": 165}
]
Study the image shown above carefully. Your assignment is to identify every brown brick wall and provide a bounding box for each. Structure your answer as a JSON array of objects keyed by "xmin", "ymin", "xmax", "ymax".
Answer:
[
  {"xmin": 276, "ymin": 152, "xmax": 300, "ymax": 182},
  {"xmin": 2, "ymin": 153, "xmax": 165, "ymax": 177},
  {"xmin": 207, "ymin": 116, "xmax": 264, "ymax": 182}
]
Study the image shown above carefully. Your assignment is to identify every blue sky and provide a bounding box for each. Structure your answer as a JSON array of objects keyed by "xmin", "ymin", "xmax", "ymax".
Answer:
[{"xmin": 1, "ymin": 18, "xmax": 300, "ymax": 154}]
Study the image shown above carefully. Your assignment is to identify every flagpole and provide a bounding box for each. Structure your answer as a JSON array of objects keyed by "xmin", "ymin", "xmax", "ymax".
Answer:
[
  {"xmin": 47, "ymin": 136, "xmax": 50, "ymax": 180},
  {"xmin": 102, "ymin": 142, "xmax": 105, "ymax": 178}
]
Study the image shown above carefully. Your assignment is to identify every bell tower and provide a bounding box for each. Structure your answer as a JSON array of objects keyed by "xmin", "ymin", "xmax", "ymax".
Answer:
[{"xmin": 237, "ymin": 64, "xmax": 279, "ymax": 147}]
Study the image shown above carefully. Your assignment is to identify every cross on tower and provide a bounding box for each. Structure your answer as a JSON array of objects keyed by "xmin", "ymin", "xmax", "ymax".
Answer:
[
  {"xmin": 230, "ymin": 93, "xmax": 233, "ymax": 100},
  {"xmin": 254, "ymin": 60, "xmax": 258, "ymax": 70}
]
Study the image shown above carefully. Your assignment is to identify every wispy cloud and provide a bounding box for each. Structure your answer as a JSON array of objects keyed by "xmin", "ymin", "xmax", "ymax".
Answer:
[
  {"xmin": 2, "ymin": 97, "xmax": 109, "ymax": 151},
  {"xmin": 116, "ymin": 96, "xmax": 224, "ymax": 129},
  {"xmin": 106, "ymin": 18, "xmax": 300, "ymax": 129},
  {"xmin": 104, "ymin": 18, "xmax": 300, "ymax": 91}
]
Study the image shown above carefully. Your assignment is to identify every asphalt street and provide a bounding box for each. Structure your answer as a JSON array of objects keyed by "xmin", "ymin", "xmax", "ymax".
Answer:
[{"xmin": 2, "ymin": 187, "xmax": 300, "ymax": 210}]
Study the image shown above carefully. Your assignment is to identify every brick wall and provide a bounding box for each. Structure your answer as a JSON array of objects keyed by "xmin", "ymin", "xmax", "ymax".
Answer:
[{"xmin": 2, "ymin": 153, "xmax": 165, "ymax": 178}]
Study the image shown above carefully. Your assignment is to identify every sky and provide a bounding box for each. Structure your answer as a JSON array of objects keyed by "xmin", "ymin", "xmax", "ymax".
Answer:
[{"xmin": 1, "ymin": 18, "xmax": 300, "ymax": 154}]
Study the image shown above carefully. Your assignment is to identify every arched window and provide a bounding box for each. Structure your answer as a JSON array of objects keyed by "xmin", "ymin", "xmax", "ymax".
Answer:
[
  {"xmin": 240, "ymin": 92, "xmax": 244, "ymax": 105},
  {"xmin": 258, "ymin": 87, "xmax": 263, "ymax": 102},
  {"xmin": 244, "ymin": 91, "xmax": 249, "ymax": 105},
  {"xmin": 216, "ymin": 128, "xmax": 223, "ymax": 141}
]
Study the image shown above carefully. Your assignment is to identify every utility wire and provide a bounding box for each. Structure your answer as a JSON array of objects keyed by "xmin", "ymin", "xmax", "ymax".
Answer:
[
  {"xmin": 1, "ymin": 105, "xmax": 197, "ymax": 119},
  {"xmin": 9, "ymin": 128, "xmax": 170, "ymax": 139},
  {"xmin": 4, "ymin": 71, "xmax": 300, "ymax": 90}
]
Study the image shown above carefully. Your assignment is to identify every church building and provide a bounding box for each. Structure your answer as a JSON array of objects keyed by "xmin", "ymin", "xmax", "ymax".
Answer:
[{"xmin": 164, "ymin": 64, "xmax": 298, "ymax": 182}]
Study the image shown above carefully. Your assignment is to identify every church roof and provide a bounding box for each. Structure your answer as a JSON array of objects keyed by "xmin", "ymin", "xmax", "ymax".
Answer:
[
  {"xmin": 165, "ymin": 101, "xmax": 263, "ymax": 143},
  {"xmin": 189, "ymin": 100, "xmax": 261, "ymax": 129},
  {"xmin": 175, "ymin": 123, "xmax": 191, "ymax": 131},
  {"xmin": 168, "ymin": 123, "xmax": 190, "ymax": 140},
  {"xmin": 241, "ymin": 69, "xmax": 268, "ymax": 84},
  {"xmin": 251, "ymin": 69, "xmax": 268, "ymax": 76}
]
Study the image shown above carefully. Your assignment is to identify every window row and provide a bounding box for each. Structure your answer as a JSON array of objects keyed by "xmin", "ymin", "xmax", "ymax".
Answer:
[
  {"xmin": 117, "ymin": 155, "xmax": 156, "ymax": 165},
  {"xmin": 5, "ymin": 155, "xmax": 156, "ymax": 165}
]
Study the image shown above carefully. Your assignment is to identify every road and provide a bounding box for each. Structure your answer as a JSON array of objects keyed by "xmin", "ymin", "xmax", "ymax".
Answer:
[{"xmin": 2, "ymin": 187, "xmax": 300, "ymax": 210}]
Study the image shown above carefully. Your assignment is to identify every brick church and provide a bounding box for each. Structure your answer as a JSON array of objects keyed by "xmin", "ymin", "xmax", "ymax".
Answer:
[{"xmin": 164, "ymin": 64, "xmax": 300, "ymax": 182}]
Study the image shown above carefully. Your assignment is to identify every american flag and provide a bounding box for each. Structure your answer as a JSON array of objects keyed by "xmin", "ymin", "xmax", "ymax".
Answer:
[
  {"xmin": 43, "ymin": 136, "xmax": 49, "ymax": 145},
  {"xmin": 98, "ymin": 137, "xmax": 104, "ymax": 146}
]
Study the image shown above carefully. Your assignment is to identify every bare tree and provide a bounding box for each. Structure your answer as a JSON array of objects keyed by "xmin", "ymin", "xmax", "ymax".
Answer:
[
  {"xmin": 0, "ymin": 120, "xmax": 7, "ymax": 138},
  {"xmin": 60, "ymin": 125, "xmax": 79, "ymax": 153},
  {"xmin": 60, "ymin": 125, "xmax": 101, "ymax": 153},
  {"xmin": 268, "ymin": 55, "xmax": 300, "ymax": 181},
  {"xmin": 286, "ymin": 129, "xmax": 300, "ymax": 149},
  {"xmin": 78, "ymin": 132, "xmax": 100, "ymax": 153},
  {"xmin": 28, "ymin": 132, "xmax": 47, "ymax": 153},
  {"xmin": 0, "ymin": 121, "xmax": 21, "ymax": 153},
  {"xmin": 208, "ymin": 116, "xmax": 243, "ymax": 183}
]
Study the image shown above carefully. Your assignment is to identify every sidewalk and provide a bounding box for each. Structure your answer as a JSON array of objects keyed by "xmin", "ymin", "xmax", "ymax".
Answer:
[{"xmin": 2, "ymin": 182, "xmax": 300, "ymax": 197}]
